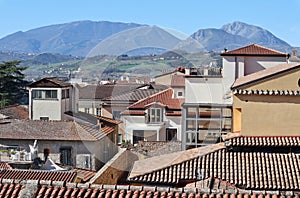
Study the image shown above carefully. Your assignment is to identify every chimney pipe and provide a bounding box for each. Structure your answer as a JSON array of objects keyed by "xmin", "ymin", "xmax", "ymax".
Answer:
[{"xmin": 44, "ymin": 148, "xmax": 50, "ymax": 162}]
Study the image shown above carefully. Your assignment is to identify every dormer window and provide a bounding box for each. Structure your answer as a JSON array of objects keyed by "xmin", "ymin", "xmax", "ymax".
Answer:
[{"xmin": 148, "ymin": 108, "xmax": 162, "ymax": 123}]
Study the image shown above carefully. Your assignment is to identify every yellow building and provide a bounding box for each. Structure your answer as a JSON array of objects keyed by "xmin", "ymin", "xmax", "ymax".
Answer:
[{"xmin": 232, "ymin": 62, "xmax": 300, "ymax": 136}]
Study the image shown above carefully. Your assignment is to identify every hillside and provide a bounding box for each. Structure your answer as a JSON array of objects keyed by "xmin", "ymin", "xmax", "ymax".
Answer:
[
  {"xmin": 0, "ymin": 21, "xmax": 144, "ymax": 56},
  {"xmin": 0, "ymin": 20, "xmax": 296, "ymax": 57},
  {"xmin": 192, "ymin": 21, "xmax": 292, "ymax": 52}
]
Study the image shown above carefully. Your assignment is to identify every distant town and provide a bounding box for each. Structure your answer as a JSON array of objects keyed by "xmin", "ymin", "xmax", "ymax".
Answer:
[{"xmin": 0, "ymin": 43, "xmax": 300, "ymax": 197}]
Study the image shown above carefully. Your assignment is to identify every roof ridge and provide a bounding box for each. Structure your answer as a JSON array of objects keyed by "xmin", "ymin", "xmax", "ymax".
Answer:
[
  {"xmin": 74, "ymin": 122, "xmax": 99, "ymax": 140},
  {"xmin": 128, "ymin": 88, "xmax": 172, "ymax": 109},
  {"xmin": 221, "ymin": 43, "xmax": 287, "ymax": 56}
]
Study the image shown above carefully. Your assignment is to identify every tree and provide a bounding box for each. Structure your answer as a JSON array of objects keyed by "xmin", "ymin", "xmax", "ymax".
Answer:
[{"xmin": 0, "ymin": 61, "xmax": 27, "ymax": 107}]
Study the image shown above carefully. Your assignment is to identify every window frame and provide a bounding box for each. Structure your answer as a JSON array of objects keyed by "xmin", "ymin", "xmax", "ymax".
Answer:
[{"xmin": 148, "ymin": 108, "xmax": 162, "ymax": 123}]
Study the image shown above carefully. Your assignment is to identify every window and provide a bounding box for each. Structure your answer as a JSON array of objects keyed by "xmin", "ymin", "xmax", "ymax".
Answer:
[
  {"xmin": 177, "ymin": 91, "xmax": 183, "ymax": 98},
  {"xmin": 117, "ymin": 134, "xmax": 122, "ymax": 145},
  {"xmin": 183, "ymin": 105, "xmax": 232, "ymax": 149},
  {"xmin": 148, "ymin": 108, "xmax": 162, "ymax": 123},
  {"xmin": 112, "ymin": 110, "xmax": 121, "ymax": 120},
  {"xmin": 84, "ymin": 108, "xmax": 90, "ymax": 114},
  {"xmin": 32, "ymin": 90, "xmax": 57, "ymax": 99},
  {"xmin": 40, "ymin": 117, "xmax": 49, "ymax": 121},
  {"xmin": 96, "ymin": 108, "xmax": 101, "ymax": 116},
  {"xmin": 62, "ymin": 89, "xmax": 70, "ymax": 99},
  {"xmin": 60, "ymin": 147, "xmax": 72, "ymax": 165}
]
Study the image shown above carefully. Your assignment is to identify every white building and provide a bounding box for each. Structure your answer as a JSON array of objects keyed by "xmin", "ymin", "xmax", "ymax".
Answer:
[
  {"xmin": 121, "ymin": 88, "xmax": 183, "ymax": 145},
  {"xmin": 182, "ymin": 44, "xmax": 289, "ymax": 149},
  {"xmin": 29, "ymin": 77, "xmax": 76, "ymax": 121}
]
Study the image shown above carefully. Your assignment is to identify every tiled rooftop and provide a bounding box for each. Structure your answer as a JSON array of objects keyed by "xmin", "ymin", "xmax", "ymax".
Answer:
[
  {"xmin": 78, "ymin": 84, "xmax": 142, "ymax": 99},
  {"xmin": 128, "ymin": 88, "xmax": 183, "ymax": 110},
  {"xmin": 232, "ymin": 62, "xmax": 300, "ymax": 89},
  {"xmin": 221, "ymin": 44, "xmax": 287, "ymax": 57},
  {"xmin": 0, "ymin": 162, "xmax": 12, "ymax": 169},
  {"xmin": 121, "ymin": 110, "xmax": 146, "ymax": 115},
  {"xmin": 129, "ymin": 140, "xmax": 300, "ymax": 190},
  {"xmin": 103, "ymin": 89, "xmax": 163, "ymax": 102},
  {"xmin": 0, "ymin": 119, "xmax": 101, "ymax": 141},
  {"xmin": 0, "ymin": 105, "xmax": 29, "ymax": 120},
  {"xmin": 0, "ymin": 169, "xmax": 77, "ymax": 182},
  {"xmin": 224, "ymin": 134, "xmax": 300, "ymax": 147},
  {"xmin": 29, "ymin": 77, "xmax": 71, "ymax": 88},
  {"xmin": 0, "ymin": 179, "xmax": 299, "ymax": 198}
]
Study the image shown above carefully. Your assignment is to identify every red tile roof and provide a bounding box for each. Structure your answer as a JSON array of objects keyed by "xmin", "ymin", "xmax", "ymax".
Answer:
[
  {"xmin": 0, "ymin": 169, "xmax": 76, "ymax": 182},
  {"xmin": 0, "ymin": 163, "xmax": 12, "ymax": 169},
  {"xmin": 0, "ymin": 179, "xmax": 298, "ymax": 198},
  {"xmin": 121, "ymin": 110, "xmax": 146, "ymax": 115},
  {"xmin": 0, "ymin": 105, "xmax": 29, "ymax": 120},
  {"xmin": 128, "ymin": 88, "xmax": 183, "ymax": 110},
  {"xmin": 129, "ymin": 139, "xmax": 300, "ymax": 190},
  {"xmin": 103, "ymin": 89, "xmax": 164, "ymax": 102},
  {"xmin": 231, "ymin": 63, "xmax": 300, "ymax": 89},
  {"xmin": 221, "ymin": 44, "xmax": 287, "ymax": 57},
  {"xmin": 64, "ymin": 111, "xmax": 119, "ymax": 137},
  {"xmin": 223, "ymin": 134, "xmax": 300, "ymax": 147},
  {"xmin": 0, "ymin": 119, "xmax": 102, "ymax": 141}
]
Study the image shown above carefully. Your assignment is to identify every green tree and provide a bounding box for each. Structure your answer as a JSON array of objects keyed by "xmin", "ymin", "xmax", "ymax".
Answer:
[{"xmin": 0, "ymin": 61, "xmax": 27, "ymax": 107}]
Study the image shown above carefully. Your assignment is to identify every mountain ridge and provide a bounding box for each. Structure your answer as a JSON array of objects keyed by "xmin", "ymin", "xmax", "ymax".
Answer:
[{"xmin": 0, "ymin": 20, "xmax": 297, "ymax": 56}]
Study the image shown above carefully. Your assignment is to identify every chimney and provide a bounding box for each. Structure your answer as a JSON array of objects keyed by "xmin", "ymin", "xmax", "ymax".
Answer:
[
  {"xmin": 204, "ymin": 69, "xmax": 209, "ymax": 76},
  {"xmin": 44, "ymin": 148, "xmax": 50, "ymax": 162},
  {"xmin": 185, "ymin": 68, "xmax": 190, "ymax": 75},
  {"xmin": 97, "ymin": 119, "xmax": 102, "ymax": 131}
]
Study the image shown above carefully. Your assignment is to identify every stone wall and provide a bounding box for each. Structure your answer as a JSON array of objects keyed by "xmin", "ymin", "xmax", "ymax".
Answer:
[{"xmin": 132, "ymin": 141, "xmax": 182, "ymax": 157}]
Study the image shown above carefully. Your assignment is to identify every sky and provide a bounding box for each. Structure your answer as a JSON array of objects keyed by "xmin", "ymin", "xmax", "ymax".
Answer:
[{"xmin": 1, "ymin": 0, "xmax": 300, "ymax": 46}]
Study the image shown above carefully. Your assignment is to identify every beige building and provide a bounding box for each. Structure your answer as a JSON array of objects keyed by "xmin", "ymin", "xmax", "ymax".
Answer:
[
  {"xmin": 232, "ymin": 62, "xmax": 300, "ymax": 136},
  {"xmin": 29, "ymin": 78, "xmax": 75, "ymax": 121}
]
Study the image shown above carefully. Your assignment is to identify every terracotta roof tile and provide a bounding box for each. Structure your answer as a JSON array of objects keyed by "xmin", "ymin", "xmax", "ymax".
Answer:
[
  {"xmin": 129, "ymin": 140, "xmax": 300, "ymax": 190},
  {"xmin": 0, "ymin": 169, "xmax": 76, "ymax": 182},
  {"xmin": 79, "ymin": 84, "xmax": 142, "ymax": 99},
  {"xmin": 128, "ymin": 88, "xmax": 183, "ymax": 110},
  {"xmin": 121, "ymin": 110, "xmax": 146, "ymax": 115},
  {"xmin": 0, "ymin": 180, "xmax": 297, "ymax": 198},
  {"xmin": 0, "ymin": 105, "xmax": 29, "ymax": 120},
  {"xmin": 232, "ymin": 63, "xmax": 300, "ymax": 89},
  {"xmin": 29, "ymin": 77, "xmax": 71, "ymax": 88},
  {"xmin": 103, "ymin": 89, "xmax": 164, "ymax": 101},
  {"xmin": 223, "ymin": 134, "xmax": 300, "ymax": 147},
  {"xmin": 0, "ymin": 119, "xmax": 99, "ymax": 141},
  {"xmin": 221, "ymin": 44, "xmax": 287, "ymax": 57},
  {"xmin": 0, "ymin": 163, "xmax": 12, "ymax": 169}
]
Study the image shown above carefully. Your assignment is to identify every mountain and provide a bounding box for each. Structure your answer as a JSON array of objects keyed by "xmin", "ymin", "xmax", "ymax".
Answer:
[
  {"xmin": 192, "ymin": 21, "xmax": 292, "ymax": 52},
  {"xmin": 0, "ymin": 21, "xmax": 144, "ymax": 56},
  {"xmin": 0, "ymin": 20, "xmax": 295, "ymax": 57},
  {"xmin": 87, "ymin": 26, "xmax": 182, "ymax": 57}
]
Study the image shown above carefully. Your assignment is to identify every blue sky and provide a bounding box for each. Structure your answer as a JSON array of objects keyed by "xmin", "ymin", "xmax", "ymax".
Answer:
[{"xmin": 1, "ymin": 0, "xmax": 300, "ymax": 46}]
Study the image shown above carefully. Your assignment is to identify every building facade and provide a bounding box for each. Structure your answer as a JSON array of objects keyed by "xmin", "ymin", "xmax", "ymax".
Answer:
[
  {"xmin": 29, "ymin": 78, "xmax": 75, "ymax": 121},
  {"xmin": 231, "ymin": 62, "xmax": 300, "ymax": 136},
  {"xmin": 181, "ymin": 44, "xmax": 289, "ymax": 149}
]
